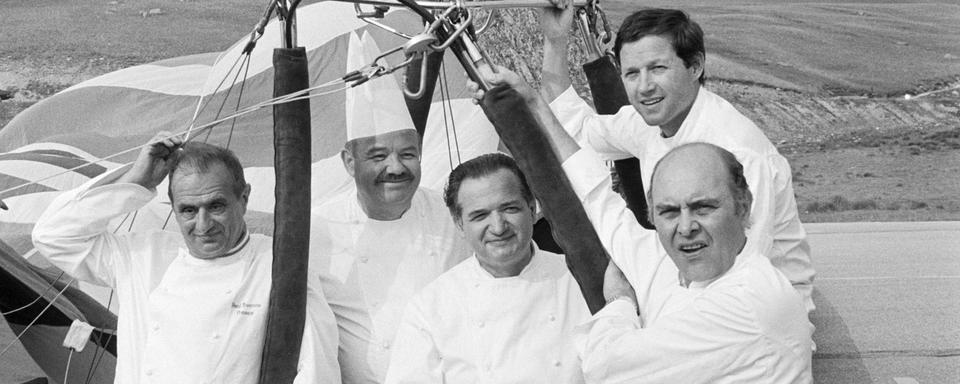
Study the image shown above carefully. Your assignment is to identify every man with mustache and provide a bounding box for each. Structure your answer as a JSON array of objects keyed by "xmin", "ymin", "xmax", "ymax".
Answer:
[
  {"xmin": 308, "ymin": 32, "xmax": 472, "ymax": 384},
  {"xmin": 32, "ymin": 135, "xmax": 341, "ymax": 384},
  {"xmin": 540, "ymin": 4, "xmax": 815, "ymax": 310}
]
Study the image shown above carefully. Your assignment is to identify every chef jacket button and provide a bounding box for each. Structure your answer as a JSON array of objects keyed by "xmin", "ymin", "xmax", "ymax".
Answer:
[
  {"xmin": 474, "ymin": 283, "xmax": 480, "ymax": 288},
  {"xmin": 429, "ymin": 251, "xmax": 437, "ymax": 257},
  {"xmin": 146, "ymin": 369, "xmax": 154, "ymax": 376},
  {"xmin": 478, "ymin": 321, "xmax": 485, "ymax": 328},
  {"xmin": 549, "ymin": 315, "xmax": 556, "ymax": 322},
  {"xmin": 553, "ymin": 360, "xmax": 561, "ymax": 367},
  {"xmin": 212, "ymin": 333, "xmax": 221, "ymax": 340},
  {"xmin": 152, "ymin": 323, "xmax": 160, "ymax": 331},
  {"xmin": 382, "ymin": 341, "xmax": 391, "ymax": 350},
  {"xmin": 360, "ymin": 257, "xmax": 369, "ymax": 263},
  {"xmin": 226, "ymin": 289, "xmax": 233, "ymax": 295}
]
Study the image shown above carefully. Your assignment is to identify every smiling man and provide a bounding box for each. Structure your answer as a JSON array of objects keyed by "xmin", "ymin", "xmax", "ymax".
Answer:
[
  {"xmin": 32, "ymin": 135, "xmax": 340, "ymax": 384},
  {"xmin": 469, "ymin": 63, "xmax": 813, "ymax": 382},
  {"xmin": 308, "ymin": 32, "xmax": 471, "ymax": 384},
  {"xmin": 384, "ymin": 153, "xmax": 590, "ymax": 384},
  {"xmin": 540, "ymin": 5, "xmax": 815, "ymax": 311}
]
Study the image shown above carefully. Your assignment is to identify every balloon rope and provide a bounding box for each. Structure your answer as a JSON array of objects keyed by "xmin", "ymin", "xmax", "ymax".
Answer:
[
  {"xmin": 189, "ymin": 50, "xmax": 250, "ymax": 128},
  {"xmin": 63, "ymin": 348, "xmax": 75, "ymax": 384},
  {"xmin": 82, "ymin": 330, "xmax": 114, "ymax": 384},
  {"xmin": 202, "ymin": 52, "xmax": 253, "ymax": 143},
  {"xmin": 0, "ymin": 80, "xmax": 345, "ymax": 199},
  {"xmin": 438, "ymin": 60, "xmax": 455, "ymax": 171},
  {"xmin": 0, "ymin": 271, "xmax": 65, "ymax": 316},
  {"xmin": 226, "ymin": 54, "xmax": 255, "ymax": 149},
  {"xmin": 82, "ymin": 290, "xmax": 115, "ymax": 384},
  {"xmin": 439, "ymin": 57, "xmax": 462, "ymax": 165},
  {"xmin": 0, "ymin": 276, "xmax": 77, "ymax": 359}
]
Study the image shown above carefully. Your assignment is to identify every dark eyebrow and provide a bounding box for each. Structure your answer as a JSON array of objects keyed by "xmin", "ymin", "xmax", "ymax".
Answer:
[
  {"xmin": 466, "ymin": 208, "xmax": 489, "ymax": 218},
  {"xmin": 362, "ymin": 146, "xmax": 388, "ymax": 156},
  {"xmin": 654, "ymin": 203, "xmax": 678, "ymax": 212},
  {"xmin": 690, "ymin": 198, "xmax": 721, "ymax": 208}
]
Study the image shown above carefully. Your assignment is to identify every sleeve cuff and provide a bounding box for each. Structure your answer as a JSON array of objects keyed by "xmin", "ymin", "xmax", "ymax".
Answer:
[
  {"xmin": 601, "ymin": 297, "xmax": 639, "ymax": 318},
  {"xmin": 561, "ymin": 149, "xmax": 610, "ymax": 200},
  {"xmin": 548, "ymin": 85, "xmax": 582, "ymax": 113}
]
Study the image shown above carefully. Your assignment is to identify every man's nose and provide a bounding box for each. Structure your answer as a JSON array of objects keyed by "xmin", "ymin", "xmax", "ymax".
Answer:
[
  {"xmin": 638, "ymin": 71, "xmax": 656, "ymax": 94},
  {"xmin": 195, "ymin": 209, "xmax": 212, "ymax": 233},
  {"xmin": 384, "ymin": 153, "xmax": 407, "ymax": 174},
  {"xmin": 677, "ymin": 209, "xmax": 700, "ymax": 237},
  {"xmin": 489, "ymin": 212, "xmax": 509, "ymax": 235}
]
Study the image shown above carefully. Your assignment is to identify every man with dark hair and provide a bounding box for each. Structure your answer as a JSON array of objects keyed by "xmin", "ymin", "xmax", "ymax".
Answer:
[
  {"xmin": 383, "ymin": 153, "xmax": 590, "ymax": 384},
  {"xmin": 33, "ymin": 134, "xmax": 341, "ymax": 384},
  {"xmin": 470, "ymin": 65, "xmax": 813, "ymax": 382},
  {"xmin": 540, "ymin": 3, "xmax": 815, "ymax": 310}
]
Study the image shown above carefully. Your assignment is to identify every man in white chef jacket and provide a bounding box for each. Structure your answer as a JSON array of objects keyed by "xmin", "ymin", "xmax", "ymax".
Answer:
[
  {"xmin": 309, "ymin": 32, "xmax": 472, "ymax": 384},
  {"xmin": 539, "ymin": 3, "xmax": 815, "ymax": 311},
  {"xmin": 383, "ymin": 153, "xmax": 591, "ymax": 384},
  {"xmin": 470, "ymin": 68, "xmax": 813, "ymax": 383},
  {"xmin": 32, "ymin": 136, "xmax": 341, "ymax": 384}
]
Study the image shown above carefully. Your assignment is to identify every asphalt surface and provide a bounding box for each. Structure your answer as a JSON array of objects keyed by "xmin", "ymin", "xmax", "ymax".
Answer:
[
  {"xmin": 808, "ymin": 222, "xmax": 960, "ymax": 383},
  {"xmin": 2, "ymin": 222, "xmax": 958, "ymax": 383}
]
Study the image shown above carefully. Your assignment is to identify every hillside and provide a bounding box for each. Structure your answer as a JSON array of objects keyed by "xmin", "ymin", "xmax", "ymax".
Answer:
[
  {"xmin": 1, "ymin": 0, "xmax": 958, "ymax": 222},
  {"xmin": 476, "ymin": 4, "xmax": 959, "ymax": 222}
]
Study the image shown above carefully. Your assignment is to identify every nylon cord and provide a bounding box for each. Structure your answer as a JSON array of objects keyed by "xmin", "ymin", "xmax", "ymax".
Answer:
[{"xmin": 0, "ymin": 276, "xmax": 76, "ymax": 359}]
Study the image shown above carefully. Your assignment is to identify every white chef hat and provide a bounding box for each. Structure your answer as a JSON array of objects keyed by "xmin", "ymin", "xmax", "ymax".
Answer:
[{"xmin": 345, "ymin": 30, "xmax": 417, "ymax": 141}]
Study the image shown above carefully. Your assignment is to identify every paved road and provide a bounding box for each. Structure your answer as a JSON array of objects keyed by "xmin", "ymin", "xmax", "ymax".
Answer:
[
  {"xmin": 808, "ymin": 222, "xmax": 960, "ymax": 384},
  {"xmin": 2, "ymin": 222, "xmax": 959, "ymax": 383}
]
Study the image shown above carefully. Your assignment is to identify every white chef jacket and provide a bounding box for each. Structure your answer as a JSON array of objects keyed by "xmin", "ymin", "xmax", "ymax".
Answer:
[
  {"xmin": 384, "ymin": 245, "xmax": 591, "ymax": 384},
  {"xmin": 562, "ymin": 149, "xmax": 813, "ymax": 384},
  {"xmin": 550, "ymin": 86, "xmax": 815, "ymax": 311},
  {"xmin": 310, "ymin": 187, "xmax": 472, "ymax": 384},
  {"xmin": 32, "ymin": 168, "xmax": 341, "ymax": 384}
]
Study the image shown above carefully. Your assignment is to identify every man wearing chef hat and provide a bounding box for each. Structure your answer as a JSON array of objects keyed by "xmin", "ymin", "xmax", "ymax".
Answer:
[{"xmin": 309, "ymin": 31, "xmax": 472, "ymax": 384}]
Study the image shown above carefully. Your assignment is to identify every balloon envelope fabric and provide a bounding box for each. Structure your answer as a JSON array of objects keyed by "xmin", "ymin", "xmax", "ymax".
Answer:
[
  {"xmin": 0, "ymin": 1, "xmax": 498, "ymax": 262},
  {"xmin": 0, "ymin": 3, "xmax": 499, "ymax": 362}
]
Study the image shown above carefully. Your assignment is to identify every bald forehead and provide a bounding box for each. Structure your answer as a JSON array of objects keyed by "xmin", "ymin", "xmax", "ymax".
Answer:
[{"xmin": 657, "ymin": 143, "xmax": 726, "ymax": 177}]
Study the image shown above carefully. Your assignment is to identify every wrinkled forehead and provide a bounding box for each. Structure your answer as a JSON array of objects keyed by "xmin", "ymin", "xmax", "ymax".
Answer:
[
  {"xmin": 651, "ymin": 145, "xmax": 730, "ymax": 201},
  {"xmin": 457, "ymin": 170, "xmax": 529, "ymax": 208},
  {"xmin": 170, "ymin": 165, "xmax": 239, "ymax": 202}
]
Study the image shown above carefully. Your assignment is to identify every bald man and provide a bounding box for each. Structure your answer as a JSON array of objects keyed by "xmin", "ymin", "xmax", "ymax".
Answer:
[{"xmin": 472, "ymin": 69, "xmax": 813, "ymax": 383}]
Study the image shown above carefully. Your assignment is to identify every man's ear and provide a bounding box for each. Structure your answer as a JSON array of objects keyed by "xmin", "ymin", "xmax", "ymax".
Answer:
[
  {"xmin": 341, "ymin": 148, "xmax": 355, "ymax": 178},
  {"xmin": 690, "ymin": 52, "xmax": 705, "ymax": 79},
  {"xmin": 242, "ymin": 183, "xmax": 252, "ymax": 203}
]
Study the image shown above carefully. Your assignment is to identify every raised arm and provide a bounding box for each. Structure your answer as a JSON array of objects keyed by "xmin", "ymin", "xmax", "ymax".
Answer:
[
  {"xmin": 540, "ymin": 0, "xmax": 575, "ymax": 103},
  {"xmin": 31, "ymin": 132, "xmax": 182, "ymax": 286}
]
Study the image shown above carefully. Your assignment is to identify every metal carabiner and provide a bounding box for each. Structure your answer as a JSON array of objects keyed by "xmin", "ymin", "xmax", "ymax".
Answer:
[
  {"xmin": 354, "ymin": 3, "xmax": 416, "ymax": 40},
  {"xmin": 576, "ymin": 0, "xmax": 614, "ymax": 60},
  {"xmin": 402, "ymin": 52, "xmax": 431, "ymax": 100},
  {"xmin": 427, "ymin": 7, "xmax": 474, "ymax": 51}
]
